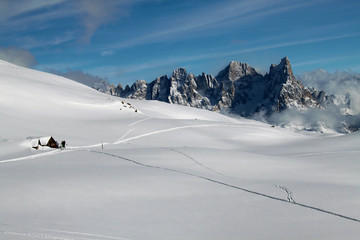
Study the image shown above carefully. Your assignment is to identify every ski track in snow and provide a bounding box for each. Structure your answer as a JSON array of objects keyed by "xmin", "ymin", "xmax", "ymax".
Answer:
[
  {"xmin": 168, "ymin": 148, "xmax": 249, "ymax": 182},
  {"xmin": 66, "ymin": 122, "xmax": 230, "ymax": 149},
  {"xmin": 113, "ymin": 122, "xmax": 231, "ymax": 144},
  {"xmin": 0, "ymin": 224, "xmax": 132, "ymax": 240},
  {"xmin": 292, "ymin": 150, "xmax": 360, "ymax": 157},
  {"xmin": 169, "ymin": 148, "xmax": 227, "ymax": 177},
  {"xmin": 116, "ymin": 128, "xmax": 134, "ymax": 142},
  {"xmin": 89, "ymin": 150, "xmax": 360, "ymax": 224},
  {"xmin": 128, "ymin": 117, "xmax": 153, "ymax": 127},
  {"xmin": 0, "ymin": 149, "xmax": 74, "ymax": 164},
  {"xmin": 275, "ymin": 185, "xmax": 296, "ymax": 203},
  {"xmin": 38, "ymin": 229, "xmax": 132, "ymax": 240},
  {"xmin": 115, "ymin": 117, "xmax": 153, "ymax": 142},
  {"xmin": 0, "ymin": 230, "xmax": 76, "ymax": 240}
]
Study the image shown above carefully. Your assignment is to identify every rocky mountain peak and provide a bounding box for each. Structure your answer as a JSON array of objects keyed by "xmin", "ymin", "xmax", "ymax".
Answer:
[
  {"xmin": 172, "ymin": 68, "xmax": 187, "ymax": 82},
  {"xmin": 281, "ymin": 57, "xmax": 294, "ymax": 77},
  {"xmin": 217, "ymin": 61, "xmax": 259, "ymax": 82},
  {"xmin": 269, "ymin": 56, "xmax": 295, "ymax": 81},
  {"xmin": 264, "ymin": 57, "xmax": 316, "ymax": 113}
]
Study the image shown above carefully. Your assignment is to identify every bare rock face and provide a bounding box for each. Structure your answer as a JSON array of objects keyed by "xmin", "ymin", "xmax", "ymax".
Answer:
[
  {"xmin": 146, "ymin": 75, "xmax": 170, "ymax": 102},
  {"xmin": 108, "ymin": 84, "xmax": 122, "ymax": 96},
  {"xmin": 194, "ymin": 73, "xmax": 219, "ymax": 106},
  {"xmin": 127, "ymin": 80, "xmax": 148, "ymax": 99},
  {"xmin": 167, "ymin": 68, "xmax": 211, "ymax": 109},
  {"xmin": 216, "ymin": 61, "xmax": 264, "ymax": 114},
  {"xmin": 168, "ymin": 68, "xmax": 190, "ymax": 105}
]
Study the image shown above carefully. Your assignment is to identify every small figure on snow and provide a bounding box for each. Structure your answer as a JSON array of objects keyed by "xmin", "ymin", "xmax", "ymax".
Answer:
[{"xmin": 60, "ymin": 140, "xmax": 66, "ymax": 149}]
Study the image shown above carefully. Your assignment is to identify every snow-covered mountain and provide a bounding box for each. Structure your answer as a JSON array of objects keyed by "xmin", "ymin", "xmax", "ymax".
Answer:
[
  {"xmin": 107, "ymin": 57, "xmax": 356, "ymax": 133},
  {"xmin": 1, "ymin": 59, "xmax": 360, "ymax": 239},
  {"xmin": 110, "ymin": 57, "xmax": 321, "ymax": 113}
]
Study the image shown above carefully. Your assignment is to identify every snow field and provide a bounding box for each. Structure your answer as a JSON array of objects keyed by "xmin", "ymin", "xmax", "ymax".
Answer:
[{"xmin": 0, "ymin": 59, "xmax": 359, "ymax": 239}]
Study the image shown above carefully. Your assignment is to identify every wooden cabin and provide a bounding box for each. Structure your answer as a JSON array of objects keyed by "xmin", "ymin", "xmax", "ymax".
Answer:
[
  {"xmin": 32, "ymin": 136, "xmax": 58, "ymax": 149},
  {"xmin": 39, "ymin": 136, "xmax": 58, "ymax": 148}
]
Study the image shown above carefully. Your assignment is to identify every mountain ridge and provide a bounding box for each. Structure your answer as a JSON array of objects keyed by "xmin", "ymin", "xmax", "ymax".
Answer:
[{"xmin": 108, "ymin": 57, "xmax": 330, "ymax": 116}]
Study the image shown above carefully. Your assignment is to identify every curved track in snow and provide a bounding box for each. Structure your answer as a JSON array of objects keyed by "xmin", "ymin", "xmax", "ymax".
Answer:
[
  {"xmin": 0, "ymin": 223, "xmax": 132, "ymax": 240},
  {"xmin": 0, "ymin": 149, "xmax": 74, "ymax": 164},
  {"xmin": 168, "ymin": 148, "xmax": 227, "ymax": 176},
  {"xmin": 0, "ymin": 121, "xmax": 226, "ymax": 163},
  {"xmin": 113, "ymin": 122, "xmax": 231, "ymax": 144},
  {"xmin": 275, "ymin": 185, "xmax": 296, "ymax": 203},
  {"xmin": 90, "ymin": 150, "xmax": 360, "ymax": 224}
]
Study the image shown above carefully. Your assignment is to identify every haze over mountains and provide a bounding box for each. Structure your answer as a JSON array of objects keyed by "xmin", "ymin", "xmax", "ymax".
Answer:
[{"xmin": 61, "ymin": 57, "xmax": 359, "ymax": 133}]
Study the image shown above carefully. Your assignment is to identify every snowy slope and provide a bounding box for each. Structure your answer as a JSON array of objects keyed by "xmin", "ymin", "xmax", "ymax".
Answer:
[{"xmin": 0, "ymin": 59, "xmax": 359, "ymax": 240}]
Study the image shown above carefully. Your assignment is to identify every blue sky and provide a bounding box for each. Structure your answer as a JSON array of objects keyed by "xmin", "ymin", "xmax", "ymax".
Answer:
[{"xmin": 0, "ymin": 0, "xmax": 359, "ymax": 85}]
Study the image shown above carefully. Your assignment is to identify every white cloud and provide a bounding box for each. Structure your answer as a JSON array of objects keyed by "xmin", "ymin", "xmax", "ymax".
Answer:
[
  {"xmin": 267, "ymin": 108, "xmax": 349, "ymax": 133},
  {"xmin": 299, "ymin": 69, "xmax": 360, "ymax": 114},
  {"xmin": 0, "ymin": 46, "xmax": 37, "ymax": 68}
]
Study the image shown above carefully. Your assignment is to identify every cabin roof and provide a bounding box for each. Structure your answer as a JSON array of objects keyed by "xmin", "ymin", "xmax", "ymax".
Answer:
[{"xmin": 39, "ymin": 136, "xmax": 53, "ymax": 145}]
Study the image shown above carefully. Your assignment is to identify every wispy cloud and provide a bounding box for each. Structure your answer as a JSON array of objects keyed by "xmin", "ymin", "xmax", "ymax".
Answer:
[
  {"xmin": 118, "ymin": 33, "xmax": 360, "ymax": 75},
  {"xmin": 0, "ymin": 0, "xmax": 140, "ymax": 45},
  {"xmin": 101, "ymin": 50, "xmax": 115, "ymax": 56},
  {"xmin": 227, "ymin": 33, "xmax": 360, "ymax": 56},
  {"xmin": 75, "ymin": 0, "xmax": 134, "ymax": 43},
  {"xmin": 0, "ymin": 46, "xmax": 37, "ymax": 67},
  {"xmin": 293, "ymin": 54, "xmax": 360, "ymax": 67},
  {"xmin": 75, "ymin": 31, "xmax": 360, "ymax": 84},
  {"xmin": 0, "ymin": 0, "xmax": 334, "ymax": 50},
  {"xmin": 21, "ymin": 32, "xmax": 75, "ymax": 49},
  {"xmin": 0, "ymin": 0, "xmax": 65, "ymax": 21},
  {"xmin": 194, "ymin": 33, "xmax": 360, "ymax": 63},
  {"xmin": 0, "ymin": 0, "xmax": 70, "ymax": 32},
  {"xmin": 109, "ymin": 0, "xmax": 321, "ymax": 50},
  {"xmin": 0, "ymin": 1, "xmax": 78, "ymax": 49}
]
